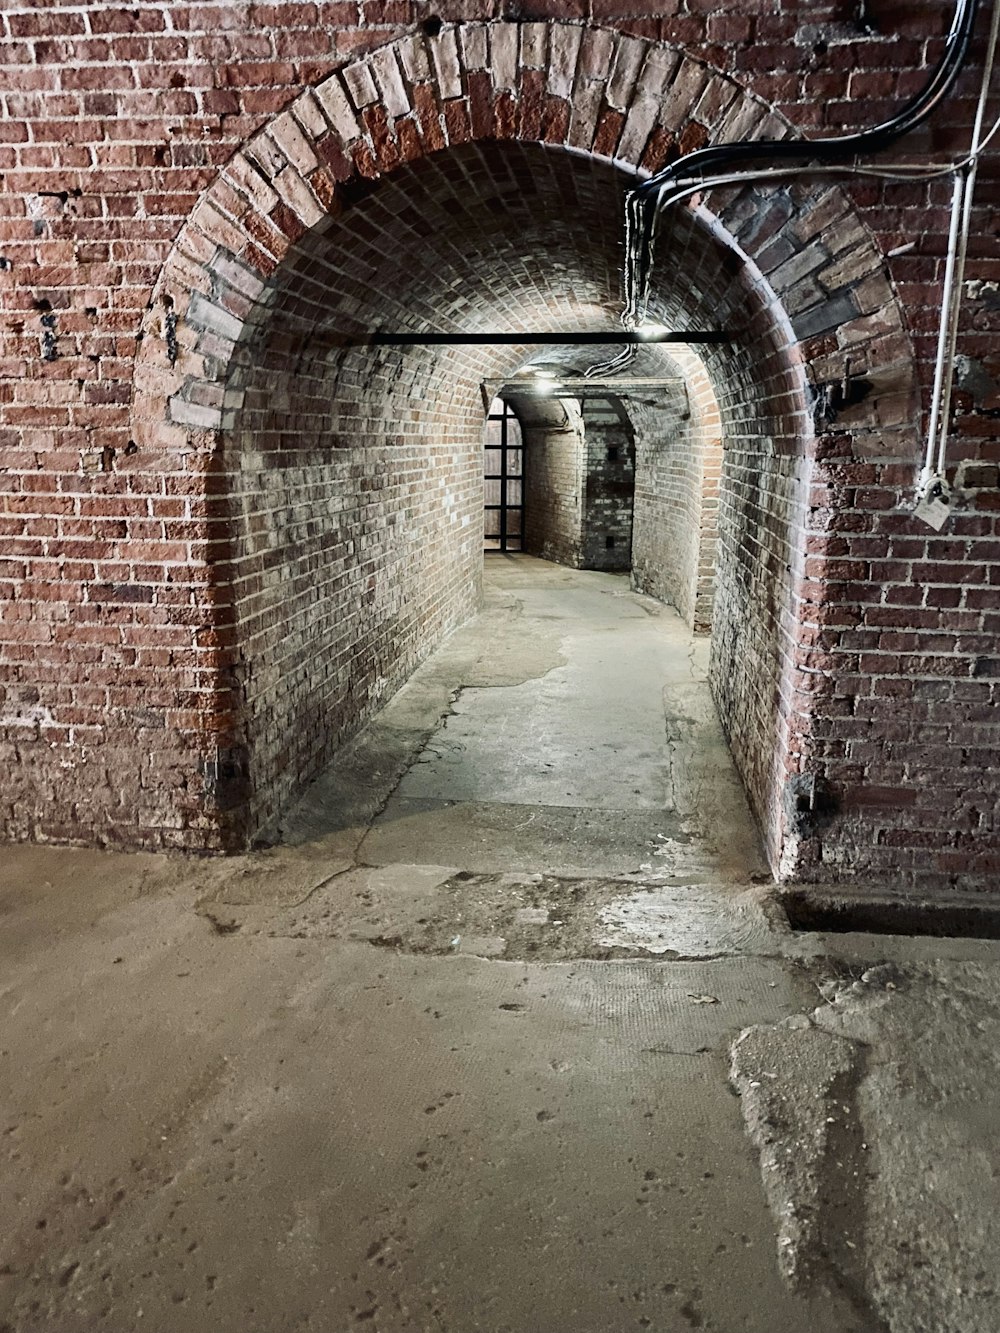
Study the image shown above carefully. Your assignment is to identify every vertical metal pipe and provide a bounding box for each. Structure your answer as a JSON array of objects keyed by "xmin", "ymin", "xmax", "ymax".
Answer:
[
  {"xmin": 922, "ymin": 170, "xmax": 967, "ymax": 490},
  {"xmin": 931, "ymin": 0, "xmax": 1000, "ymax": 477}
]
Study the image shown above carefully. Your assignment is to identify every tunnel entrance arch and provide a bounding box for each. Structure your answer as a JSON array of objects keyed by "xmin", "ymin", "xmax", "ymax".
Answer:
[{"xmin": 130, "ymin": 20, "xmax": 917, "ymax": 872}]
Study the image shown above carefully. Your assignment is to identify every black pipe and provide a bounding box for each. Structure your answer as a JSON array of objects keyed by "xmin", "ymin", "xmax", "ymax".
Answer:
[
  {"xmin": 619, "ymin": 0, "xmax": 980, "ymax": 335},
  {"xmin": 635, "ymin": 0, "xmax": 978, "ymax": 198},
  {"xmin": 318, "ymin": 330, "xmax": 730, "ymax": 347}
]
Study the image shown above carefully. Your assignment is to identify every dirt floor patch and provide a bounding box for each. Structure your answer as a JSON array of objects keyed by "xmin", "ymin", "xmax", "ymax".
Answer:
[{"xmin": 198, "ymin": 864, "xmax": 777, "ymax": 962}]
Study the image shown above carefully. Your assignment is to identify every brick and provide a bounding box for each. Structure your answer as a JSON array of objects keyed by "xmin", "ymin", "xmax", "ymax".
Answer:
[
  {"xmin": 547, "ymin": 24, "xmax": 582, "ymax": 99},
  {"xmin": 370, "ymin": 45, "xmax": 409, "ymax": 117},
  {"xmin": 269, "ymin": 166, "xmax": 324, "ymax": 227},
  {"xmin": 458, "ymin": 23, "xmax": 489, "ymax": 74},
  {"xmin": 0, "ymin": 14, "xmax": 996, "ymax": 889},
  {"xmin": 314, "ymin": 74, "xmax": 362, "ymax": 142},
  {"xmin": 592, "ymin": 105, "xmax": 625, "ymax": 157},
  {"xmin": 341, "ymin": 59, "xmax": 379, "ymax": 109},
  {"xmin": 489, "ymin": 23, "xmax": 518, "ymax": 92},
  {"xmin": 268, "ymin": 110, "xmax": 320, "ymax": 176},
  {"xmin": 430, "ymin": 28, "xmax": 462, "ymax": 101},
  {"xmin": 606, "ymin": 35, "xmax": 646, "ymax": 111},
  {"xmin": 397, "ymin": 33, "xmax": 432, "ymax": 84},
  {"xmin": 617, "ymin": 92, "xmax": 658, "ymax": 161},
  {"xmin": 519, "ymin": 23, "xmax": 548, "ymax": 71}
]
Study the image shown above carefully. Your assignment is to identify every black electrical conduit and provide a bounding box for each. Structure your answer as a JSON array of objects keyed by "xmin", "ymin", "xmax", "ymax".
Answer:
[{"xmin": 593, "ymin": 0, "xmax": 979, "ymax": 371}]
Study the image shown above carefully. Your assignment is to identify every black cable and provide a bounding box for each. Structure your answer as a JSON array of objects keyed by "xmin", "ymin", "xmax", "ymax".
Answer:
[
  {"xmin": 622, "ymin": 0, "xmax": 979, "ymax": 334},
  {"xmin": 635, "ymin": 0, "xmax": 978, "ymax": 199}
]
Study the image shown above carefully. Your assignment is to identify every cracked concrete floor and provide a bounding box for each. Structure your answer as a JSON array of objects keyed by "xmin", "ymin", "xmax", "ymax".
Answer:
[{"xmin": 3, "ymin": 557, "xmax": 1000, "ymax": 1332}]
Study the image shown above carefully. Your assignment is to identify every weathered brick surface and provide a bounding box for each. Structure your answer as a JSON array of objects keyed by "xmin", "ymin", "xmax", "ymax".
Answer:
[
  {"xmin": 632, "ymin": 349, "xmax": 720, "ymax": 629},
  {"xmin": 522, "ymin": 395, "xmax": 586, "ymax": 568},
  {"xmin": 0, "ymin": 7, "xmax": 998, "ymax": 889},
  {"xmin": 579, "ymin": 397, "xmax": 635, "ymax": 572},
  {"xmin": 520, "ymin": 389, "xmax": 637, "ymax": 573}
]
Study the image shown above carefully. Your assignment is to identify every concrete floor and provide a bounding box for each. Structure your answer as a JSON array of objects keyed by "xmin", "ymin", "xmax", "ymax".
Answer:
[{"xmin": 3, "ymin": 557, "xmax": 1000, "ymax": 1332}]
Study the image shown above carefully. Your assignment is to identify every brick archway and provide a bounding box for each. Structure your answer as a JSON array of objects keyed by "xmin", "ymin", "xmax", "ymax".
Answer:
[
  {"xmin": 131, "ymin": 20, "xmax": 915, "ymax": 447},
  {"xmin": 121, "ymin": 19, "xmax": 916, "ymax": 864}
]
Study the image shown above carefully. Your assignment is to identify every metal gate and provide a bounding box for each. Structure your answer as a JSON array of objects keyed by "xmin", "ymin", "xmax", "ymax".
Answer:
[{"xmin": 483, "ymin": 398, "xmax": 524, "ymax": 553}]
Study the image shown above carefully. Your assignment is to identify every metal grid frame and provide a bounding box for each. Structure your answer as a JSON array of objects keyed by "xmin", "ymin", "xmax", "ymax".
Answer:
[{"xmin": 483, "ymin": 399, "xmax": 524, "ymax": 554}]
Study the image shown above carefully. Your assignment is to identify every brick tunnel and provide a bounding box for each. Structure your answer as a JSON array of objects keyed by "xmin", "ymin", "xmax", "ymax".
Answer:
[
  {"xmin": 2, "ymin": 16, "xmax": 999, "ymax": 894},
  {"xmin": 169, "ymin": 131, "xmax": 824, "ymax": 864},
  {"xmin": 6, "ymin": 9, "xmax": 1000, "ymax": 1331}
]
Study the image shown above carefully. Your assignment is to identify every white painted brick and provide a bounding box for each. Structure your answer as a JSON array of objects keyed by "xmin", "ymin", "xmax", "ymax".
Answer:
[
  {"xmin": 270, "ymin": 111, "xmax": 319, "ymax": 176},
  {"xmin": 431, "ymin": 28, "xmax": 462, "ymax": 101},
  {"xmin": 568, "ymin": 82, "xmax": 604, "ymax": 151},
  {"xmin": 692, "ymin": 75, "xmax": 738, "ymax": 130},
  {"xmin": 490, "ymin": 23, "xmax": 518, "ymax": 92},
  {"xmin": 187, "ymin": 292, "xmax": 244, "ymax": 343},
  {"xmin": 577, "ymin": 28, "xmax": 614, "ymax": 84},
  {"xmin": 716, "ymin": 96, "xmax": 768, "ymax": 144},
  {"xmin": 547, "ymin": 24, "xmax": 582, "ymax": 99},
  {"xmin": 607, "ymin": 37, "xmax": 647, "ymax": 112},
  {"xmin": 291, "ymin": 89, "xmax": 328, "ymax": 142},
  {"xmin": 663, "ymin": 60, "xmax": 709, "ymax": 128},
  {"xmin": 342, "ymin": 60, "xmax": 379, "ymax": 110},
  {"xmin": 224, "ymin": 154, "xmax": 278, "ymax": 214},
  {"xmin": 754, "ymin": 111, "xmax": 791, "ymax": 141},
  {"xmin": 271, "ymin": 167, "xmax": 324, "ymax": 228},
  {"xmin": 398, "ymin": 33, "xmax": 432, "ymax": 83},
  {"xmin": 315, "ymin": 75, "xmax": 363, "ymax": 142},
  {"xmin": 168, "ymin": 394, "xmax": 224, "ymax": 429},
  {"xmin": 371, "ymin": 46, "xmax": 409, "ymax": 118},
  {"xmin": 247, "ymin": 132, "xmax": 286, "ymax": 180},
  {"xmin": 211, "ymin": 252, "xmax": 267, "ymax": 303},
  {"xmin": 519, "ymin": 22, "xmax": 547, "ymax": 70},
  {"xmin": 617, "ymin": 96, "xmax": 659, "ymax": 164},
  {"xmin": 459, "ymin": 23, "xmax": 488, "ymax": 72},
  {"xmin": 637, "ymin": 46, "xmax": 679, "ymax": 100}
]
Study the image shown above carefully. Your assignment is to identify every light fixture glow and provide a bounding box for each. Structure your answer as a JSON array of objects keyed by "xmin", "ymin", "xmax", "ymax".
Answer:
[{"xmin": 636, "ymin": 321, "xmax": 670, "ymax": 340}]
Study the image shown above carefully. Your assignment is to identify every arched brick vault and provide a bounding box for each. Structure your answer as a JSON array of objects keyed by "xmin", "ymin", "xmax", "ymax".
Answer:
[{"xmin": 123, "ymin": 19, "xmax": 918, "ymax": 868}]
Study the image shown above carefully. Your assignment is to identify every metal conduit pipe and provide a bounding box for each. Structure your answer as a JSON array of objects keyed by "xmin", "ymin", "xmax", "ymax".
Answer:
[
  {"xmin": 636, "ymin": 0, "xmax": 978, "ymax": 194},
  {"xmin": 592, "ymin": 0, "xmax": 997, "ymax": 528},
  {"xmin": 920, "ymin": 0, "xmax": 1000, "ymax": 526},
  {"xmin": 621, "ymin": 0, "xmax": 979, "ymax": 329}
]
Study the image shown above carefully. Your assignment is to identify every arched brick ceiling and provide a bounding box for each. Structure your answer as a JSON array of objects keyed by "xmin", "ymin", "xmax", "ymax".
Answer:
[
  {"xmin": 268, "ymin": 141, "xmax": 629, "ymax": 341},
  {"xmin": 136, "ymin": 19, "xmax": 913, "ymax": 469},
  {"xmin": 233, "ymin": 139, "xmax": 765, "ymax": 448}
]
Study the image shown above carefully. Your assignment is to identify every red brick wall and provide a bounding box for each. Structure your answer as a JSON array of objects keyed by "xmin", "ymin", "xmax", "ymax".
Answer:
[
  {"xmin": 521, "ymin": 394, "xmax": 586, "ymax": 567},
  {"xmin": 632, "ymin": 350, "xmax": 720, "ymax": 630},
  {"xmin": 1, "ymin": 6, "xmax": 998, "ymax": 888},
  {"xmin": 579, "ymin": 396, "xmax": 635, "ymax": 572}
]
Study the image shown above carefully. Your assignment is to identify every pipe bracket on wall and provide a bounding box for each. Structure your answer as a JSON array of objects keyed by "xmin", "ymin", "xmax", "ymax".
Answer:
[{"xmin": 914, "ymin": 472, "xmax": 953, "ymax": 530}]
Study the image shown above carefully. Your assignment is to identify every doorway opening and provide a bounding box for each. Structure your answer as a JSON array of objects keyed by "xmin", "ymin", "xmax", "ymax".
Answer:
[
  {"xmin": 140, "ymin": 120, "xmax": 889, "ymax": 877},
  {"xmin": 491, "ymin": 349, "xmax": 721, "ymax": 633},
  {"xmin": 483, "ymin": 397, "xmax": 525, "ymax": 553}
]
